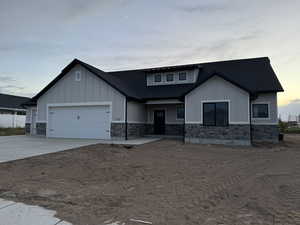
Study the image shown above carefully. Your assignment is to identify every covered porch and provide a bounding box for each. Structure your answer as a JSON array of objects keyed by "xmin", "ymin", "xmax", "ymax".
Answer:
[{"xmin": 113, "ymin": 99, "xmax": 185, "ymax": 139}]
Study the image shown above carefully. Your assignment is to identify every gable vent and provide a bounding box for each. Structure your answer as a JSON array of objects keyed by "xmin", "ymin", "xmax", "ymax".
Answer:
[{"xmin": 75, "ymin": 71, "xmax": 81, "ymax": 81}]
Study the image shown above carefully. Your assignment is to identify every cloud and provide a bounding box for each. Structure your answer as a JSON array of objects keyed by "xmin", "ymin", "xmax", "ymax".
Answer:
[
  {"xmin": 0, "ymin": 74, "xmax": 27, "ymax": 96},
  {"xmin": 0, "ymin": 75, "xmax": 16, "ymax": 83},
  {"xmin": 290, "ymin": 99, "xmax": 300, "ymax": 104},
  {"xmin": 279, "ymin": 99, "xmax": 300, "ymax": 121},
  {"xmin": 0, "ymin": 85, "xmax": 25, "ymax": 95},
  {"xmin": 176, "ymin": 2, "xmax": 228, "ymax": 13}
]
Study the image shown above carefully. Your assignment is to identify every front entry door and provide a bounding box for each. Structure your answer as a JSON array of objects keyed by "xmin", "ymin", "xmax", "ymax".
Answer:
[{"xmin": 154, "ymin": 110, "xmax": 165, "ymax": 135}]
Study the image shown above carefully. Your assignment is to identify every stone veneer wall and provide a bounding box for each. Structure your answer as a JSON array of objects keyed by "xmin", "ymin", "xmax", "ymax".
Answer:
[
  {"xmin": 127, "ymin": 123, "xmax": 146, "ymax": 137},
  {"xmin": 185, "ymin": 124, "xmax": 251, "ymax": 145},
  {"xmin": 145, "ymin": 124, "xmax": 184, "ymax": 136},
  {"xmin": 36, "ymin": 122, "xmax": 47, "ymax": 136},
  {"xmin": 165, "ymin": 124, "xmax": 184, "ymax": 136},
  {"xmin": 251, "ymin": 125, "xmax": 279, "ymax": 143},
  {"xmin": 111, "ymin": 123, "xmax": 126, "ymax": 138},
  {"xmin": 25, "ymin": 123, "xmax": 31, "ymax": 134},
  {"xmin": 111, "ymin": 123, "xmax": 184, "ymax": 138},
  {"xmin": 111, "ymin": 123, "xmax": 148, "ymax": 138}
]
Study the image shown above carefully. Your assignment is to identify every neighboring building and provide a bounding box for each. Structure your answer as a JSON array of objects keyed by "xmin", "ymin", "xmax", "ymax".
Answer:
[
  {"xmin": 287, "ymin": 121, "xmax": 299, "ymax": 128},
  {"xmin": 0, "ymin": 93, "xmax": 30, "ymax": 128},
  {"xmin": 24, "ymin": 57, "xmax": 284, "ymax": 145}
]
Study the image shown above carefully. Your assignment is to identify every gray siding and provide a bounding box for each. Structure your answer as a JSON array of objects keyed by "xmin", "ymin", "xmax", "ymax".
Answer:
[
  {"xmin": 251, "ymin": 93, "xmax": 278, "ymax": 124},
  {"xmin": 185, "ymin": 76, "xmax": 249, "ymax": 124},
  {"xmin": 127, "ymin": 101, "xmax": 147, "ymax": 123},
  {"xmin": 25, "ymin": 107, "xmax": 36, "ymax": 123},
  {"xmin": 37, "ymin": 65, "xmax": 125, "ymax": 122},
  {"xmin": 25, "ymin": 108, "xmax": 32, "ymax": 123},
  {"xmin": 146, "ymin": 104, "xmax": 184, "ymax": 124}
]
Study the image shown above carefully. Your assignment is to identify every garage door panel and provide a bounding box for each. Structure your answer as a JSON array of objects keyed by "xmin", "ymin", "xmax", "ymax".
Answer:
[{"xmin": 48, "ymin": 105, "xmax": 111, "ymax": 139}]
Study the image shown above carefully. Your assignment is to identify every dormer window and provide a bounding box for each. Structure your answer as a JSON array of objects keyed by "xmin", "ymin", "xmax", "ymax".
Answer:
[
  {"xmin": 166, "ymin": 73, "xmax": 174, "ymax": 82},
  {"xmin": 179, "ymin": 72, "xmax": 187, "ymax": 81},
  {"xmin": 147, "ymin": 69, "xmax": 196, "ymax": 86},
  {"xmin": 154, "ymin": 74, "xmax": 162, "ymax": 82}
]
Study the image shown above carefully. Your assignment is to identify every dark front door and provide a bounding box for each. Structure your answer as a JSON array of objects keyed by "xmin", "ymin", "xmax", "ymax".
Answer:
[{"xmin": 154, "ymin": 110, "xmax": 165, "ymax": 135}]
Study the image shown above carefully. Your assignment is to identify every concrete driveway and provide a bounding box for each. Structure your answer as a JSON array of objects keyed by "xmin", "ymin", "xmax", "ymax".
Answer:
[
  {"xmin": 0, "ymin": 135, "xmax": 159, "ymax": 163},
  {"xmin": 0, "ymin": 135, "xmax": 104, "ymax": 163}
]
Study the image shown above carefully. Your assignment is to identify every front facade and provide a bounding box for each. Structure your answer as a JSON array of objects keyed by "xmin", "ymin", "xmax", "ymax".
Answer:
[{"xmin": 24, "ymin": 57, "xmax": 283, "ymax": 145}]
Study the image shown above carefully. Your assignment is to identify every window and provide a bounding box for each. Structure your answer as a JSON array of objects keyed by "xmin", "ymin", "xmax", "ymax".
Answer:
[
  {"xmin": 154, "ymin": 74, "xmax": 161, "ymax": 82},
  {"xmin": 17, "ymin": 111, "xmax": 26, "ymax": 115},
  {"xmin": 177, "ymin": 106, "xmax": 185, "ymax": 119},
  {"xmin": 75, "ymin": 71, "xmax": 81, "ymax": 81},
  {"xmin": 179, "ymin": 72, "xmax": 187, "ymax": 81},
  {"xmin": 203, "ymin": 102, "xmax": 229, "ymax": 126},
  {"xmin": 252, "ymin": 104, "xmax": 269, "ymax": 118},
  {"xmin": 166, "ymin": 73, "xmax": 174, "ymax": 82}
]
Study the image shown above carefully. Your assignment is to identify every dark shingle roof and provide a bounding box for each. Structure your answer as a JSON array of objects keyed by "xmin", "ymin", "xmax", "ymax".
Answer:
[
  {"xmin": 0, "ymin": 93, "xmax": 30, "ymax": 110},
  {"xmin": 31, "ymin": 57, "xmax": 283, "ymax": 103}
]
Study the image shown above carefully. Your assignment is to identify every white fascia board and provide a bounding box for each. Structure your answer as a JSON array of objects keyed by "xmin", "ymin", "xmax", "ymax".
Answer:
[
  {"xmin": 0, "ymin": 107, "xmax": 26, "ymax": 112},
  {"xmin": 145, "ymin": 99, "xmax": 183, "ymax": 105}
]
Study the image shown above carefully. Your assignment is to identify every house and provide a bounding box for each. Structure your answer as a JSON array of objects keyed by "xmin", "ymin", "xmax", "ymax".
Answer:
[
  {"xmin": 0, "ymin": 93, "xmax": 30, "ymax": 128},
  {"xmin": 23, "ymin": 57, "xmax": 284, "ymax": 145}
]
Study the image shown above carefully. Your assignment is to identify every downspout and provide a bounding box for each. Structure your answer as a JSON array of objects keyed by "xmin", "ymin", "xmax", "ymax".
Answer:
[
  {"xmin": 249, "ymin": 96, "xmax": 253, "ymax": 145},
  {"xmin": 183, "ymin": 99, "xmax": 186, "ymax": 143},
  {"xmin": 125, "ymin": 97, "xmax": 128, "ymax": 140}
]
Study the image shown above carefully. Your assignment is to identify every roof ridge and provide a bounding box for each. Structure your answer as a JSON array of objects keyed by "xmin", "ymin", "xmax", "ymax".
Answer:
[{"xmin": 107, "ymin": 56, "xmax": 270, "ymax": 73}]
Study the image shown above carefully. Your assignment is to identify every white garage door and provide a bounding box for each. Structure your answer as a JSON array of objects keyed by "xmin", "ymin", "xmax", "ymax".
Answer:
[{"xmin": 48, "ymin": 105, "xmax": 111, "ymax": 139}]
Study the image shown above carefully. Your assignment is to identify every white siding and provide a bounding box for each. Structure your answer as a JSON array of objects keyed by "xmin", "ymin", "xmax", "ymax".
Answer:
[
  {"xmin": 251, "ymin": 93, "xmax": 278, "ymax": 124},
  {"xmin": 37, "ymin": 65, "xmax": 125, "ymax": 122},
  {"xmin": 185, "ymin": 76, "xmax": 250, "ymax": 124}
]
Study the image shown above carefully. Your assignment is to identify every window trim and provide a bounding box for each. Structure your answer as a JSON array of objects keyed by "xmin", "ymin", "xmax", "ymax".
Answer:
[
  {"xmin": 252, "ymin": 102, "xmax": 270, "ymax": 119},
  {"xmin": 178, "ymin": 71, "xmax": 187, "ymax": 81},
  {"xmin": 154, "ymin": 74, "xmax": 162, "ymax": 83},
  {"xmin": 166, "ymin": 73, "xmax": 174, "ymax": 82},
  {"xmin": 202, "ymin": 100, "xmax": 230, "ymax": 126},
  {"xmin": 176, "ymin": 105, "xmax": 185, "ymax": 120}
]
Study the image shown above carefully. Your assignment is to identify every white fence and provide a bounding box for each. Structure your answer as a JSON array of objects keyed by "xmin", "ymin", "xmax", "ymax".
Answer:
[{"xmin": 0, "ymin": 114, "xmax": 26, "ymax": 128}]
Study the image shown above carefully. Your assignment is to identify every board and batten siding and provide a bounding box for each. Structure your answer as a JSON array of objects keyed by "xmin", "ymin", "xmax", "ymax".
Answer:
[
  {"xmin": 251, "ymin": 93, "xmax": 278, "ymax": 124},
  {"xmin": 185, "ymin": 76, "xmax": 250, "ymax": 124},
  {"xmin": 37, "ymin": 65, "xmax": 126, "ymax": 122}
]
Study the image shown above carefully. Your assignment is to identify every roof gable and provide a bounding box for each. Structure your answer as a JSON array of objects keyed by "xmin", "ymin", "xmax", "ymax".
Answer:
[
  {"xmin": 30, "ymin": 57, "xmax": 284, "ymax": 104},
  {"xmin": 32, "ymin": 59, "xmax": 134, "ymax": 101},
  {"xmin": 185, "ymin": 75, "xmax": 249, "ymax": 98}
]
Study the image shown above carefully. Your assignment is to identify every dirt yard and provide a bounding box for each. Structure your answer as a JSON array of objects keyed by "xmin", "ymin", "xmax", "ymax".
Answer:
[{"xmin": 0, "ymin": 135, "xmax": 300, "ymax": 225}]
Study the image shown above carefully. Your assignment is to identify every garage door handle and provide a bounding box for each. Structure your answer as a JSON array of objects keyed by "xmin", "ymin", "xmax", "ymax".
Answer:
[{"xmin": 106, "ymin": 130, "xmax": 109, "ymax": 132}]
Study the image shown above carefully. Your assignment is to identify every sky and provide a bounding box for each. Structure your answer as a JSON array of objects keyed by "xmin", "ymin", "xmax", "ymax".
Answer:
[{"xmin": 0, "ymin": 0, "xmax": 299, "ymax": 120}]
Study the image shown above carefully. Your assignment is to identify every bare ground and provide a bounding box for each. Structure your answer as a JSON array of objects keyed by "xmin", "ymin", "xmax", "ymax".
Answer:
[{"xmin": 0, "ymin": 135, "xmax": 300, "ymax": 225}]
